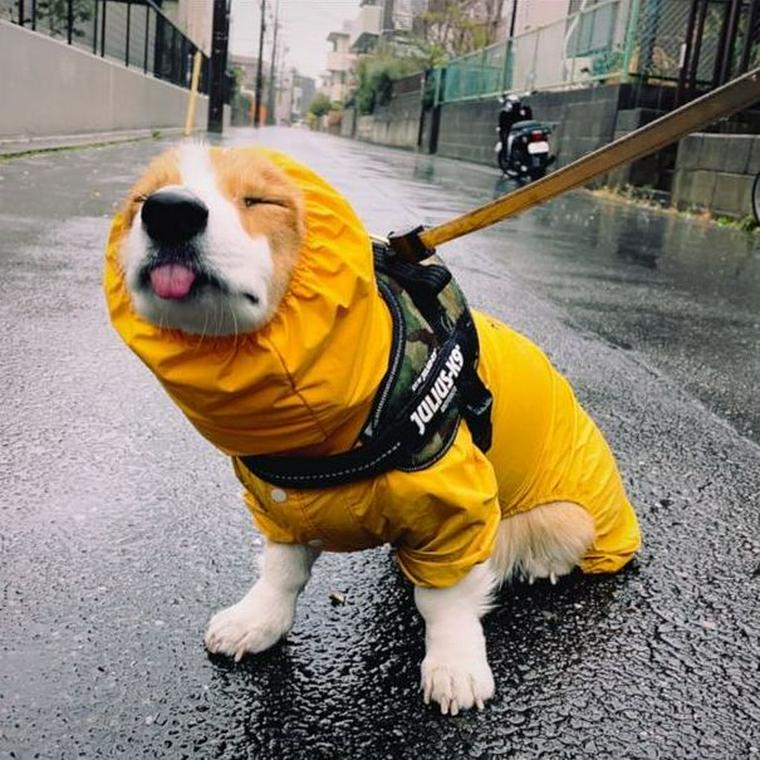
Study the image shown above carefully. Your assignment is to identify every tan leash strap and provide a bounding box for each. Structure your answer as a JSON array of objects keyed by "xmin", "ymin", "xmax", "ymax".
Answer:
[{"xmin": 405, "ymin": 68, "xmax": 760, "ymax": 253}]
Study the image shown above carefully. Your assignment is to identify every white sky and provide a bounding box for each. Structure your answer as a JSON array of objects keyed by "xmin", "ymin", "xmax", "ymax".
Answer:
[{"xmin": 230, "ymin": 0, "xmax": 359, "ymax": 81}]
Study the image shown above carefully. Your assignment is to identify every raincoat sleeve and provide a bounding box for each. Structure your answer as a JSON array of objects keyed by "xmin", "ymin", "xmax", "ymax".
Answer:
[{"xmin": 383, "ymin": 425, "xmax": 502, "ymax": 589}]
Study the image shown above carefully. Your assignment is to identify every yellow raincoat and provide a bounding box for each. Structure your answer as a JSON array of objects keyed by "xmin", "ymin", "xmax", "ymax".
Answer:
[{"xmin": 104, "ymin": 148, "xmax": 640, "ymax": 588}]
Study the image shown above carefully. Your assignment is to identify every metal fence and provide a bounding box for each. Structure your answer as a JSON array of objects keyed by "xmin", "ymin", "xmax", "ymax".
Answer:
[
  {"xmin": 634, "ymin": 0, "xmax": 758, "ymax": 86},
  {"xmin": 443, "ymin": 0, "xmax": 629, "ymax": 102},
  {"xmin": 0, "ymin": 0, "xmax": 209, "ymax": 93},
  {"xmin": 439, "ymin": 0, "xmax": 760, "ymax": 104}
]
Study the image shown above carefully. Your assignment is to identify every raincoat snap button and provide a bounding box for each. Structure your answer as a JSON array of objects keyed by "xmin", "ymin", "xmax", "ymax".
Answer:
[{"xmin": 270, "ymin": 488, "xmax": 287, "ymax": 503}]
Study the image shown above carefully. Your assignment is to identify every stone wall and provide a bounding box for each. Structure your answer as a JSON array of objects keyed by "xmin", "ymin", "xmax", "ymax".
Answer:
[
  {"xmin": 341, "ymin": 107, "xmax": 357, "ymax": 138},
  {"xmin": 434, "ymin": 83, "xmax": 685, "ymax": 189},
  {"xmin": 434, "ymin": 98, "xmax": 498, "ymax": 166},
  {"xmin": 436, "ymin": 85, "xmax": 623, "ymax": 180},
  {"xmin": 353, "ymin": 91, "xmax": 421, "ymax": 150},
  {"xmin": 348, "ymin": 83, "xmax": 651, "ymax": 174},
  {"xmin": 356, "ymin": 115, "xmax": 374, "ymax": 142},
  {"xmin": 671, "ymin": 133, "xmax": 760, "ymax": 218},
  {"xmin": 532, "ymin": 87, "xmax": 623, "ymax": 172},
  {"xmin": 606, "ymin": 107, "xmax": 669, "ymax": 189},
  {"xmin": 0, "ymin": 20, "xmax": 208, "ymax": 140}
]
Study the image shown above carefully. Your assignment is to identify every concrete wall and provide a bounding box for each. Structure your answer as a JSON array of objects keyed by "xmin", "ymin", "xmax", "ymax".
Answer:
[
  {"xmin": 436, "ymin": 85, "xmax": 623, "ymax": 181},
  {"xmin": 606, "ymin": 107, "xmax": 669, "ymax": 189},
  {"xmin": 356, "ymin": 114, "xmax": 374, "ymax": 142},
  {"xmin": 671, "ymin": 133, "xmax": 760, "ymax": 218},
  {"xmin": 0, "ymin": 20, "xmax": 208, "ymax": 140},
  {"xmin": 353, "ymin": 91, "xmax": 421, "ymax": 150},
  {"xmin": 435, "ymin": 98, "xmax": 498, "ymax": 166},
  {"xmin": 341, "ymin": 107, "xmax": 357, "ymax": 138},
  {"xmin": 535, "ymin": 87, "xmax": 622, "ymax": 171}
]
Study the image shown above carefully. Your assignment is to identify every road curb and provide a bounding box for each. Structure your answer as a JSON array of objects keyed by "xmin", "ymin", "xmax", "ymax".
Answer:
[{"xmin": 0, "ymin": 127, "xmax": 203, "ymax": 159}]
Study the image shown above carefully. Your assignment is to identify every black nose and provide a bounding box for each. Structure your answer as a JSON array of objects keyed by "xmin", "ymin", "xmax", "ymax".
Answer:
[{"xmin": 141, "ymin": 188, "xmax": 208, "ymax": 244}]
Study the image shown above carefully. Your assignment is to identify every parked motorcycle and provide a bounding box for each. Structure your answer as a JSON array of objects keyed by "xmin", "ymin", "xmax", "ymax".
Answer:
[{"xmin": 495, "ymin": 93, "xmax": 555, "ymax": 181}]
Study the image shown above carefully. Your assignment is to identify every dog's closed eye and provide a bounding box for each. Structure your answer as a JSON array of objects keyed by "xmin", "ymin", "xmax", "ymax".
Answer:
[{"xmin": 243, "ymin": 197, "xmax": 289, "ymax": 209}]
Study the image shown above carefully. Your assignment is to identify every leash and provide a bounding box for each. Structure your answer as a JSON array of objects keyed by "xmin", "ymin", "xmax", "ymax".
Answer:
[{"xmin": 387, "ymin": 67, "xmax": 760, "ymax": 261}]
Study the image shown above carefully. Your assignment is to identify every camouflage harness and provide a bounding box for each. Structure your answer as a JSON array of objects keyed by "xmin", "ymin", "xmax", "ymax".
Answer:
[{"xmin": 239, "ymin": 240, "xmax": 493, "ymax": 488}]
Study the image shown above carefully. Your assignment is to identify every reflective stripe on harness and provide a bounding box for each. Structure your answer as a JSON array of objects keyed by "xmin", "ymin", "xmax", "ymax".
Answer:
[{"xmin": 238, "ymin": 241, "xmax": 493, "ymax": 489}]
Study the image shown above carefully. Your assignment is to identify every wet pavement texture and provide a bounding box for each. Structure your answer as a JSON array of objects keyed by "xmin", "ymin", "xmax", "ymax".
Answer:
[{"xmin": 1, "ymin": 129, "xmax": 759, "ymax": 759}]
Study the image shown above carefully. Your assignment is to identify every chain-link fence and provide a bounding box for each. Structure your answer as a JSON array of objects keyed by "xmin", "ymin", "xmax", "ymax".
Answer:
[
  {"xmin": 631, "ymin": 0, "xmax": 760, "ymax": 85},
  {"xmin": 628, "ymin": 0, "xmax": 690, "ymax": 82},
  {"xmin": 0, "ymin": 0, "xmax": 209, "ymax": 93},
  {"xmin": 440, "ymin": 0, "xmax": 760, "ymax": 104}
]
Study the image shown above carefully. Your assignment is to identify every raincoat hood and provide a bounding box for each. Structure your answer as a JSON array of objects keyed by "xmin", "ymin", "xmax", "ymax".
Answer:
[{"xmin": 104, "ymin": 149, "xmax": 391, "ymax": 457}]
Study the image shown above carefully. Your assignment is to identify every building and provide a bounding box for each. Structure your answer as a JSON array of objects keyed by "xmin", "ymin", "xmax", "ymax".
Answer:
[
  {"xmin": 388, "ymin": 0, "xmax": 426, "ymax": 33},
  {"xmin": 348, "ymin": 0, "xmax": 428, "ymax": 54},
  {"xmin": 275, "ymin": 68, "xmax": 317, "ymax": 124},
  {"xmin": 290, "ymin": 73, "xmax": 317, "ymax": 123},
  {"xmin": 228, "ymin": 53, "xmax": 268, "ymax": 125},
  {"xmin": 321, "ymin": 1, "xmax": 428, "ymax": 107},
  {"xmin": 349, "ymin": 0, "xmax": 383, "ymax": 53},
  {"xmin": 229, "ymin": 53, "xmax": 264, "ymax": 92},
  {"xmin": 324, "ymin": 21, "xmax": 355, "ymax": 103},
  {"xmin": 500, "ymin": 0, "xmax": 571, "ymax": 37},
  {"xmin": 157, "ymin": 0, "xmax": 213, "ymax": 54}
]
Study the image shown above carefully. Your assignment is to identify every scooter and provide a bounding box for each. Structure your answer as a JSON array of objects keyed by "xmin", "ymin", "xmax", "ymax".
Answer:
[{"xmin": 495, "ymin": 93, "xmax": 555, "ymax": 181}]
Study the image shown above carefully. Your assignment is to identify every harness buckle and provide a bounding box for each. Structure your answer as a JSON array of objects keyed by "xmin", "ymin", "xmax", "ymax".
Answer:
[
  {"xmin": 461, "ymin": 385, "xmax": 493, "ymax": 452},
  {"xmin": 387, "ymin": 225, "xmax": 435, "ymax": 263}
]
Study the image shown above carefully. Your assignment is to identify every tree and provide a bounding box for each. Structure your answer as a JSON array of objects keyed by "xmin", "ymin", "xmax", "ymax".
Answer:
[
  {"xmin": 416, "ymin": 0, "xmax": 506, "ymax": 57},
  {"xmin": 35, "ymin": 0, "xmax": 93, "ymax": 38},
  {"xmin": 349, "ymin": 53, "xmax": 426, "ymax": 115},
  {"xmin": 308, "ymin": 93, "xmax": 332, "ymax": 118}
]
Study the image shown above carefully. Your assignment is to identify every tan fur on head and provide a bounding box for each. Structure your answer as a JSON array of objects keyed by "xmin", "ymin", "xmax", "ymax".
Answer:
[
  {"xmin": 209, "ymin": 147, "xmax": 306, "ymax": 314},
  {"xmin": 120, "ymin": 144, "xmax": 306, "ymax": 336},
  {"xmin": 122, "ymin": 148, "xmax": 182, "ymax": 228}
]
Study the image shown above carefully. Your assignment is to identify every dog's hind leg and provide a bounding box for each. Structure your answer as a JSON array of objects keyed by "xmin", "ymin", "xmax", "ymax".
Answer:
[
  {"xmin": 415, "ymin": 562, "xmax": 497, "ymax": 715},
  {"xmin": 491, "ymin": 501, "xmax": 595, "ymax": 585},
  {"xmin": 205, "ymin": 541, "xmax": 319, "ymax": 661}
]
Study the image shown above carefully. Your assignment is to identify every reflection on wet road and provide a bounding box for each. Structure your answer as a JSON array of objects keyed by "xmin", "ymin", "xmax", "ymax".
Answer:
[{"xmin": 1, "ymin": 129, "xmax": 758, "ymax": 759}]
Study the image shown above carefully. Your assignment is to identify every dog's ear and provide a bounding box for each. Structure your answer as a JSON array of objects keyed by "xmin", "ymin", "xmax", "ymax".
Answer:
[{"xmin": 122, "ymin": 148, "xmax": 182, "ymax": 227}]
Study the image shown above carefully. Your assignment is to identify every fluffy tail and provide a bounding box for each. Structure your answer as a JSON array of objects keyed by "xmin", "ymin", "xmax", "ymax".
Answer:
[{"xmin": 490, "ymin": 501, "xmax": 595, "ymax": 585}]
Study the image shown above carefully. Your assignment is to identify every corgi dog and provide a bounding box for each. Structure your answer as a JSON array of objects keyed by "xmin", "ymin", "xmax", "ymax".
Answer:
[{"xmin": 104, "ymin": 143, "xmax": 640, "ymax": 715}]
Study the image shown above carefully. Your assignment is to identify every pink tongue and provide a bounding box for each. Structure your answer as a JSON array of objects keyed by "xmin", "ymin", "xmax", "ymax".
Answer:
[{"xmin": 149, "ymin": 264, "xmax": 196, "ymax": 299}]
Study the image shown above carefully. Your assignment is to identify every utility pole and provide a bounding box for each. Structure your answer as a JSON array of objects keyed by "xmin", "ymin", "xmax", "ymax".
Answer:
[
  {"xmin": 254, "ymin": 0, "xmax": 267, "ymax": 127},
  {"xmin": 278, "ymin": 43, "xmax": 290, "ymax": 125},
  {"xmin": 208, "ymin": 0, "xmax": 230, "ymax": 133},
  {"xmin": 266, "ymin": 0, "xmax": 280, "ymax": 126}
]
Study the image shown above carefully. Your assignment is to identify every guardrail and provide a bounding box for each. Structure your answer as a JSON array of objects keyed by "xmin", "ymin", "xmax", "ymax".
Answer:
[{"xmin": 0, "ymin": 0, "xmax": 209, "ymax": 93}]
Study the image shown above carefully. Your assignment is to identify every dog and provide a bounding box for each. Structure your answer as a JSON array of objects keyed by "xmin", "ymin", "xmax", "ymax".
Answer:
[{"xmin": 104, "ymin": 143, "xmax": 641, "ymax": 715}]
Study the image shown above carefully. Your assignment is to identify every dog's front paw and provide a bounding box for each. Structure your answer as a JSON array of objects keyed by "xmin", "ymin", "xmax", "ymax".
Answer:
[
  {"xmin": 421, "ymin": 651, "xmax": 495, "ymax": 715},
  {"xmin": 204, "ymin": 589, "xmax": 294, "ymax": 661}
]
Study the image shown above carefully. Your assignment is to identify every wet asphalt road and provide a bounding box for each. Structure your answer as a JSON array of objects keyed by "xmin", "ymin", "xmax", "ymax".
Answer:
[{"xmin": 1, "ymin": 128, "xmax": 759, "ymax": 759}]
